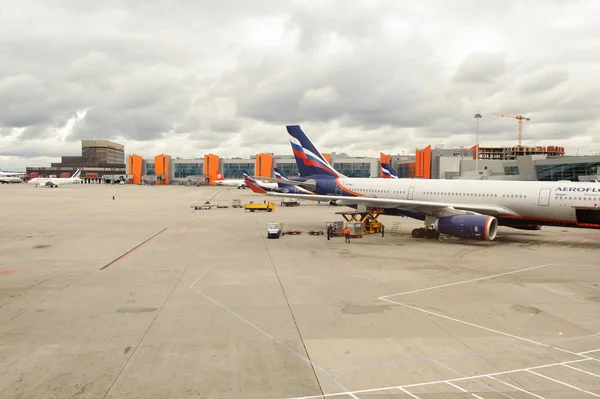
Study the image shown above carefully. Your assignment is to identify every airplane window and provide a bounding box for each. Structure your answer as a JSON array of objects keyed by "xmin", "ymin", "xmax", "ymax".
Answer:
[{"xmin": 524, "ymin": 195, "xmax": 527, "ymax": 198}]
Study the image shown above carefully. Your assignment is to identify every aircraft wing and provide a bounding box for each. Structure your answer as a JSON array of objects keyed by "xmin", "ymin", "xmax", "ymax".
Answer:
[
  {"xmin": 250, "ymin": 176, "xmax": 314, "ymax": 187},
  {"xmin": 265, "ymin": 192, "xmax": 519, "ymax": 217}
]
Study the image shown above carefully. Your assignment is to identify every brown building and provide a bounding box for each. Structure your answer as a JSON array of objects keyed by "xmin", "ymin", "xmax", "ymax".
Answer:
[{"xmin": 26, "ymin": 140, "xmax": 127, "ymax": 181}]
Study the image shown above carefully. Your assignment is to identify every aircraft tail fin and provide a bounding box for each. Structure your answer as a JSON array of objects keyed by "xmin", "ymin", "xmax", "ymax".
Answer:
[
  {"xmin": 215, "ymin": 171, "xmax": 225, "ymax": 181},
  {"xmin": 380, "ymin": 163, "xmax": 399, "ymax": 179},
  {"xmin": 71, "ymin": 169, "xmax": 82, "ymax": 179},
  {"xmin": 243, "ymin": 173, "xmax": 268, "ymax": 194},
  {"xmin": 286, "ymin": 125, "xmax": 344, "ymax": 178},
  {"xmin": 273, "ymin": 168, "xmax": 290, "ymax": 181}
]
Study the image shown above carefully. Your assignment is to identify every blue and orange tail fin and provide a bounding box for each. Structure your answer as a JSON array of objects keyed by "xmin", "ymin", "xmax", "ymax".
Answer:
[
  {"xmin": 286, "ymin": 125, "xmax": 344, "ymax": 178},
  {"xmin": 273, "ymin": 168, "xmax": 289, "ymax": 181},
  {"xmin": 380, "ymin": 163, "xmax": 399, "ymax": 179},
  {"xmin": 243, "ymin": 172, "xmax": 268, "ymax": 194}
]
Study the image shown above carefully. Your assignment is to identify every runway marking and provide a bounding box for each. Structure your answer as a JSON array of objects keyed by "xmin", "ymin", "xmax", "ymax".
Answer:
[
  {"xmin": 446, "ymin": 381, "xmax": 485, "ymax": 399},
  {"xmin": 380, "ymin": 296, "xmax": 549, "ymax": 347},
  {"xmin": 190, "ymin": 267, "xmax": 358, "ymax": 398},
  {"xmin": 290, "ymin": 359, "xmax": 593, "ymax": 399},
  {"xmin": 487, "ymin": 376, "xmax": 546, "ymax": 399},
  {"xmin": 523, "ymin": 242, "xmax": 534, "ymax": 246},
  {"xmin": 380, "ymin": 263, "xmax": 553, "ymax": 299},
  {"xmin": 100, "ymin": 228, "xmax": 167, "ymax": 270},
  {"xmin": 526, "ymin": 369, "xmax": 600, "ymax": 397},
  {"xmin": 578, "ymin": 348, "xmax": 600, "ymax": 355},
  {"xmin": 176, "ymin": 227, "xmax": 191, "ymax": 242},
  {"xmin": 398, "ymin": 387, "xmax": 420, "ymax": 398},
  {"xmin": 562, "ymin": 363, "xmax": 600, "ymax": 378}
]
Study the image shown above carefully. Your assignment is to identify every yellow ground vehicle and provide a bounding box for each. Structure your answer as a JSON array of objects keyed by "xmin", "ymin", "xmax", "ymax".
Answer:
[{"xmin": 244, "ymin": 201, "xmax": 275, "ymax": 212}]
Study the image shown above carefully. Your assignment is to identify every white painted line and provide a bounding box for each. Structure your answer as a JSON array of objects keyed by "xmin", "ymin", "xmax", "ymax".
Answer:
[
  {"xmin": 446, "ymin": 381, "xmax": 485, "ymax": 399},
  {"xmin": 526, "ymin": 370, "xmax": 600, "ymax": 398},
  {"xmin": 552, "ymin": 345, "xmax": 594, "ymax": 360},
  {"xmin": 446, "ymin": 381, "xmax": 468, "ymax": 392},
  {"xmin": 289, "ymin": 358, "xmax": 593, "ymax": 399},
  {"xmin": 398, "ymin": 387, "xmax": 421, "ymax": 398},
  {"xmin": 380, "ymin": 297, "xmax": 549, "ymax": 347},
  {"xmin": 380, "ymin": 263, "xmax": 553, "ymax": 299},
  {"xmin": 562, "ymin": 364, "xmax": 600, "ymax": 378},
  {"xmin": 191, "ymin": 268, "xmax": 359, "ymax": 399},
  {"xmin": 487, "ymin": 376, "xmax": 546, "ymax": 399},
  {"xmin": 578, "ymin": 348, "xmax": 600, "ymax": 355}
]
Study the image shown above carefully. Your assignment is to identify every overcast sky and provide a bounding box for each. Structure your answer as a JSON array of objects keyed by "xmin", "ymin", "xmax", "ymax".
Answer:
[{"xmin": 1, "ymin": 0, "xmax": 599, "ymax": 169}]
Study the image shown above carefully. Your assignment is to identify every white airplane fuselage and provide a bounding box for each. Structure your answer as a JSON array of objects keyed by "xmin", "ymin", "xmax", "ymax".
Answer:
[
  {"xmin": 28, "ymin": 177, "xmax": 82, "ymax": 187},
  {"xmin": 295, "ymin": 177, "xmax": 600, "ymax": 228},
  {"xmin": 0, "ymin": 176, "xmax": 23, "ymax": 183},
  {"xmin": 215, "ymin": 179, "xmax": 246, "ymax": 188}
]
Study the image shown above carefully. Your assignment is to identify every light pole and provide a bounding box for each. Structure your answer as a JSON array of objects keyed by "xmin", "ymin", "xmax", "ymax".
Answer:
[{"xmin": 474, "ymin": 113, "xmax": 482, "ymax": 173}]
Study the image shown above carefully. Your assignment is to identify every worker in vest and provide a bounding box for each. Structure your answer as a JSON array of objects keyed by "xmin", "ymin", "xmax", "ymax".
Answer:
[{"xmin": 344, "ymin": 226, "xmax": 351, "ymax": 243}]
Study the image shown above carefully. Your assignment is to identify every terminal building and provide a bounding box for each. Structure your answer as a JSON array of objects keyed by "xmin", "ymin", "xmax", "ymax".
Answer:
[
  {"xmin": 126, "ymin": 152, "xmax": 383, "ymax": 185},
  {"xmin": 26, "ymin": 140, "xmax": 127, "ymax": 183},
  {"xmin": 125, "ymin": 142, "xmax": 599, "ymax": 185}
]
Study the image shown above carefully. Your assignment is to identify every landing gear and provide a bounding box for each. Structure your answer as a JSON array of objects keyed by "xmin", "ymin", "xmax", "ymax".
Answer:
[{"xmin": 411, "ymin": 228, "xmax": 440, "ymax": 240}]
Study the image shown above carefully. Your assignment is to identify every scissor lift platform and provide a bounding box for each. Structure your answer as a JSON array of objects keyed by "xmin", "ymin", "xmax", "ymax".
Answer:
[{"xmin": 335, "ymin": 208, "xmax": 384, "ymax": 235}]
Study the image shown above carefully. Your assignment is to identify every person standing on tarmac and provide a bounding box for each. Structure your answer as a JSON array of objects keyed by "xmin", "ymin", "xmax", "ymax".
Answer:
[
  {"xmin": 344, "ymin": 226, "xmax": 351, "ymax": 243},
  {"xmin": 381, "ymin": 224, "xmax": 385, "ymax": 237},
  {"xmin": 327, "ymin": 224, "xmax": 333, "ymax": 240}
]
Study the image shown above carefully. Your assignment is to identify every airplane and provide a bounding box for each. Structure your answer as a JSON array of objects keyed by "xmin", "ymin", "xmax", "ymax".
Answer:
[
  {"xmin": 0, "ymin": 170, "xmax": 25, "ymax": 176},
  {"xmin": 28, "ymin": 170, "xmax": 82, "ymax": 188},
  {"xmin": 243, "ymin": 169, "xmax": 315, "ymax": 195},
  {"xmin": 260, "ymin": 125, "xmax": 600, "ymax": 242},
  {"xmin": 381, "ymin": 162, "xmax": 399, "ymax": 179},
  {"xmin": 0, "ymin": 170, "xmax": 25, "ymax": 183},
  {"xmin": 214, "ymin": 171, "xmax": 247, "ymax": 189},
  {"xmin": 241, "ymin": 171, "xmax": 279, "ymax": 191}
]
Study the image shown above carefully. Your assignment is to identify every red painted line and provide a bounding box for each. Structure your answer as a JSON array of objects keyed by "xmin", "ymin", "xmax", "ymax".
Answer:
[
  {"xmin": 0, "ymin": 268, "xmax": 16, "ymax": 276},
  {"xmin": 176, "ymin": 227, "xmax": 191, "ymax": 242}
]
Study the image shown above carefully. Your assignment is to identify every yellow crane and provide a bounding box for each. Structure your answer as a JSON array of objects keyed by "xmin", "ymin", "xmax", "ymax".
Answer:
[{"xmin": 491, "ymin": 113, "xmax": 530, "ymax": 147}]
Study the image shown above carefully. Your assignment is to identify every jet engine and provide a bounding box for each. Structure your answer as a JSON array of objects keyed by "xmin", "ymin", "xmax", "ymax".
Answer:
[{"xmin": 435, "ymin": 215, "xmax": 498, "ymax": 241}]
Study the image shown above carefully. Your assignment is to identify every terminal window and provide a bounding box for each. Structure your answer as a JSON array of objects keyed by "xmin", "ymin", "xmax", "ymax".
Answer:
[
  {"xmin": 223, "ymin": 163, "xmax": 254, "ymax": 178},
  {"xmin": 536, "ymin": 162, "xmax": 600, "ymax": 181},
  {"xmin": 174, "ymin": 163, "xmax": 203, "ymax": 178},
  {"xmin": 333, "ymin": 163, "xmax": 371, "ymax": 177}
]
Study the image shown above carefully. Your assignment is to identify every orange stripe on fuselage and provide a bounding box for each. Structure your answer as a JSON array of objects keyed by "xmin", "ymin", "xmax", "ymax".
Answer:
[{"xmin": 336, "ymin": 180, "xmax": 363, "ymax": 197}]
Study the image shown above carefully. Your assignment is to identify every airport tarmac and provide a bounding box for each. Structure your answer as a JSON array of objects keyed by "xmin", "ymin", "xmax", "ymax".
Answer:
[{"xmin": 0, "ymin": 184, "xmax": 599, "ymax": 399}]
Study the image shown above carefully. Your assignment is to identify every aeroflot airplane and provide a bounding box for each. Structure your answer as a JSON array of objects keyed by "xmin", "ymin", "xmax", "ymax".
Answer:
[
  {"xmin": 381, "ymin": 163, "xmax": 399, "ymax": 179},
  {"xmin": 28, "ymin": 170, "xmax": 82, "ymax": 187},
  {"xmin": 263, "ymin": 125, "xmax": 600, "ymax": 242},
  {"xmin": 243, "ymin": 169, "xmax": 315, "ymax": 195}
]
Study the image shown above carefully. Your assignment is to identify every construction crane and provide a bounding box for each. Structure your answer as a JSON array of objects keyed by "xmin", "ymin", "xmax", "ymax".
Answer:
[{"xmin": 491, "ymin": 113, "xmax": 530, "ymax": 147}]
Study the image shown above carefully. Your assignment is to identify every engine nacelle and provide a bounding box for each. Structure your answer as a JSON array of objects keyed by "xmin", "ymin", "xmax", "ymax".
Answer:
[{"xmin": 435, "ymin": 215, "xmax": 498, "ymax": 241}]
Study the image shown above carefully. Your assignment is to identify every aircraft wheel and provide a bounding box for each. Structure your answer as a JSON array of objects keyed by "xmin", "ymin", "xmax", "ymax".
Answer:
[
  {"xmin": 425, "ymin": 229, "xmax": 439, "ymax": 239},
  {"xmin": 412, "ymin": 228, "xmax": 423, "ymax": 238}
]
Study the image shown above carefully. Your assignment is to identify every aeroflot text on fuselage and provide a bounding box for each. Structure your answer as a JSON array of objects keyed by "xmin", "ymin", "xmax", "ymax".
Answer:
[{"xmin": 556, "ymin": 187, "xmax": 600, "ymax": 192}]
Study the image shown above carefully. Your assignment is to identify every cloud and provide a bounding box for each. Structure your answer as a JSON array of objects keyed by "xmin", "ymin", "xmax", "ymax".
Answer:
[
  {"xmin": 1, "ymin": 0, "xmax": 599, "ymax": 171},
  {"xmin": 453, "ymin": 53, "xmax": 507, "ymax": 84}
]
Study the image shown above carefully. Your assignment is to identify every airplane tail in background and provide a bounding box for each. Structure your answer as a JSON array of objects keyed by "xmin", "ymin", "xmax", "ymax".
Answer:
[
  {"xmin": 380, "ymin": 163, "xmax": 399, "ymax": 179},
  {"xmin": 243, "ymin": 172, "xmax": 268, "ymax": 194},
  {"xmin": 242, "ymin": 171, "xmax": 257, "ymax": 184},
  {"xmin": 286, "ymin": 125, "xmax": 345, "ymax": 178},
  {"xmin": 273, "ymin": 168, "xmax": 289, "ymax": 181},
  {"xmin": 71, "ymin": 169, "xmax": 82, "ymax": 179},
  {"xmin": 215, "ymin": 171, "xmax": 225, "ymax": 181}
]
